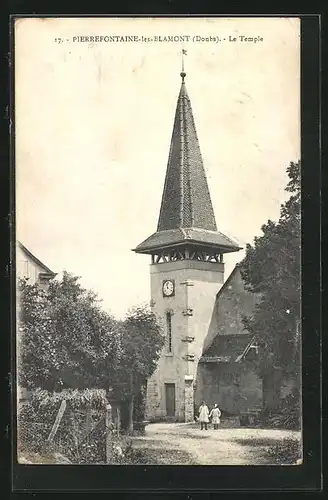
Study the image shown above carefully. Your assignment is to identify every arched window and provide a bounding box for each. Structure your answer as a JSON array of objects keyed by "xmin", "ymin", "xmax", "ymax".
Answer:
[{"xmin": 166, "ymin": 311, "xmax": 172, "ymax": 353}]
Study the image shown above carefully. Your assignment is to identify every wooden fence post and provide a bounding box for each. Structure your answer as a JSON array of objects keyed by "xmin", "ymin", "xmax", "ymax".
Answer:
[
  {"xmin": 105, "ymin": 403, "xmax": 112, "ymax": 464},
  {"xmin": 47, "ymin": 400, "xmax": 66, "ymax": 443},
  {"xmin": 117, "ymin": 406, "xmax": 121, "ymax": 436},
  {"xmin": 85, "ymin": 404, "xmax": 92, "ymax": 441}
]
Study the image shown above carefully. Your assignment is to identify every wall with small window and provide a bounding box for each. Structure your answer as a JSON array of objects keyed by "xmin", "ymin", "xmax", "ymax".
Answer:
[{"xmin": 16, "ymin": 244, "xmax": 50, "ymax": 286}]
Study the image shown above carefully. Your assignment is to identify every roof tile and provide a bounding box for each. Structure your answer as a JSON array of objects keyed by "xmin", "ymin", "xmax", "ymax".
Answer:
[
  {"xmin": 157, "ymin": 81, "xmax": 217, "ymax": 232},
  {"xmin": 201, "ymin": 333, "xmax": 253, "ymax": 361}
]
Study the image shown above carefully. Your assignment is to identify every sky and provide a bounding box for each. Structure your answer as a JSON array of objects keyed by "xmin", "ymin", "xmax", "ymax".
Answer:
[{"xmin": 15, "ymin": 17, "xmax": 300, "ymax": 319}]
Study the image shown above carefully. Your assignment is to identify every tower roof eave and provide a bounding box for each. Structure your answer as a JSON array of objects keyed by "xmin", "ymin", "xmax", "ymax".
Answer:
[{"xmin": 133, "ymin": 228, "xmax": 242, "ymax": 254}]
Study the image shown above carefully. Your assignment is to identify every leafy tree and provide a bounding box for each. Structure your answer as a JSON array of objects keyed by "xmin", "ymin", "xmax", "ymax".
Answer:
[
  {"xmin": 18, "ymin": 272, "xmax": 120, "ymax": 392},
  {"xmin": 112, "ymin": 306, "xmax": 165, "ymax": 433},
  {"xmin": 240, "ymin": 161, "xmax": 301, "ymax": 395},
  {"xmin": 18, "ymin": 274, "xmax": 164, "ymax": 433}
]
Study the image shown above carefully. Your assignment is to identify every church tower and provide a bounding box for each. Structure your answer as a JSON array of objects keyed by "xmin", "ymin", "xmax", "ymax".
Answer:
[{"xmin": 133, "ymin": 65, "xmax": 241, "ymax": 422}]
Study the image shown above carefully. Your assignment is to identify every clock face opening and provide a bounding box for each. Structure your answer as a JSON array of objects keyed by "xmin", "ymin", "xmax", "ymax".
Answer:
[{"xmin": 163, "ymin": 280, "xmax": 175, "ymax": 297}]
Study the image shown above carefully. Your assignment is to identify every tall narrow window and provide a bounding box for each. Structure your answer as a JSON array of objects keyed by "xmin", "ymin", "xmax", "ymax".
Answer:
[{"xmin": 166, "ymin": 312, "xmax": 172, "ymax": 353}]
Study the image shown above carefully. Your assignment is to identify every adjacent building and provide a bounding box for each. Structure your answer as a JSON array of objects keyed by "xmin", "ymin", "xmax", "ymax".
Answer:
[
  {"xmin": 17, "ymin": 241, "xmax": 57, "ymax": 289},
  {"xmin": 195, "ymin": 264, "xmax": 262, "ymax": 416},
  {"xmin": 16, "ymin": 241, "xmax": 57, "ymax": 401}
]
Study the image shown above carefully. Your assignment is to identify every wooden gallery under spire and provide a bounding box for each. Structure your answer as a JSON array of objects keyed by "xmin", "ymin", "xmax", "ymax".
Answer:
[{"xmin": 133, "ymin": 67, "xmax": 266, "ymax": 422}]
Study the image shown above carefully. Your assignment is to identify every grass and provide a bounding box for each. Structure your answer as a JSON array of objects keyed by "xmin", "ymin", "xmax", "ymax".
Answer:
[
  {"xmin": 18, "ymin": 450, "xmax": 71, "ymax": 464},
  {"xmin": 234, "ymin": 437, "xmax": 282, "ymax": 447},
  {"xmin": 234, "ymin": 436, "xmax": 302, "ymax": 465},
  {"xmin": 128, "ymin": 447, "xmax": 196, "ymax": 465},
  {"xmin": 128, "ymin": 438, "xmax": 196, "ymax": 465}
]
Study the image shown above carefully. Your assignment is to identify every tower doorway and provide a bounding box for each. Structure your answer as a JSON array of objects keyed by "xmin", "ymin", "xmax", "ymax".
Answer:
[{"xmin": 165, "ymin": 383, "xmax": 176, "ymax": 417}]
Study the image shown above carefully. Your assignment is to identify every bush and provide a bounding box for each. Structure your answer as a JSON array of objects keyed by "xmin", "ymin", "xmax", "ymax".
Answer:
[
  {"xmin": 18, "ymin": 399, "xmax": 56, "ymax": 455},
  {"xmin": 262, "ymin": 389, "xmax": 301, "ymax": 430},
  {"xmin": 266, "ymin": 437, "xmax": 302, "ymax": 465}
]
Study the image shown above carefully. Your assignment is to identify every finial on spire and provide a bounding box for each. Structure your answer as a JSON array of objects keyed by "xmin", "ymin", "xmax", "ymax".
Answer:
[{"xmin": 181, "ymin": 48, "xmax": 187, "ymax": 82}]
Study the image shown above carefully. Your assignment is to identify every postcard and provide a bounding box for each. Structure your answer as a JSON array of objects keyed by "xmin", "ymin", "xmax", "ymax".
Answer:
[{"xmin": 14, "ymin": 16, "xmax": 302, "ymax": 467}]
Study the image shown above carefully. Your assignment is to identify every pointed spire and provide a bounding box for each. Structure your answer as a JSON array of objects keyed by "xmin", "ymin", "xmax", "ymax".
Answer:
[
  {"xmin": 157, "ymin": 70, "xmax": 217, "ymax": 232},
  {"xmin": 133, "ymin": 65, "xmax": 242, "ymax": 256}
]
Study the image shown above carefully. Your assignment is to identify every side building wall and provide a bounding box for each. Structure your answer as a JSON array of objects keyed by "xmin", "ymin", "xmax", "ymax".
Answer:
[
  {"xmin": 195, "ymin": 362, "xmax": 262, "ymax": 415},
  {"xmin": 203, "ymin": 265, "xmax": 258, "ymax": 352},
  {"xmin": 195, "ymin": 265, "xmax": 262, "ymax": 415},
  {"xmin": 17, "ymin": 245, "xmax": 48, "ymax": 286}
]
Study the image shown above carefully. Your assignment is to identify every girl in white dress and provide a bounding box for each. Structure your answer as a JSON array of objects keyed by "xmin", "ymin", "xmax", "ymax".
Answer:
[
  {"xmin": 209, "ymin": 404, "xmax": 221, "ymax": 430},
  {"xmin": 198, "ymin": 401, "xmax": 209, "ymax": 430}
]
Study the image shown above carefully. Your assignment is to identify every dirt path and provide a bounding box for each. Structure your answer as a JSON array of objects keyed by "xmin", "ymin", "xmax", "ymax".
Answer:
[{"xmin": 132, "ymin": 422, "xmax": 302, "ymax": 465}]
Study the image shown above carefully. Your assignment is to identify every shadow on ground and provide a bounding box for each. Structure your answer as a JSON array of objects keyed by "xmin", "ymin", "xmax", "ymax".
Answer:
[
  {"xmin": 172, "ymin": 432, "xmax": 211, "ymax": 440},
  {"xmin": 234, "ymin": 437, "xmax": 281, "ymax": 447},
  {"xmin": 132, "ymin": 438, "xmax": 196, "ymax": 465}
]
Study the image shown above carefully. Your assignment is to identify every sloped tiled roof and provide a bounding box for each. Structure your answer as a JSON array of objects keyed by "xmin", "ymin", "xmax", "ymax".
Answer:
[
  {"xmin": 157, "ymin": 78, "xmax": 217, "ymax": 232},
  {"xmin": 200, "ymin": 333, "xmax": 253, "ymax": 363},
  {"xmin": 134, "ymin": 73, "xmax": 242, "ymax": 255}
]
